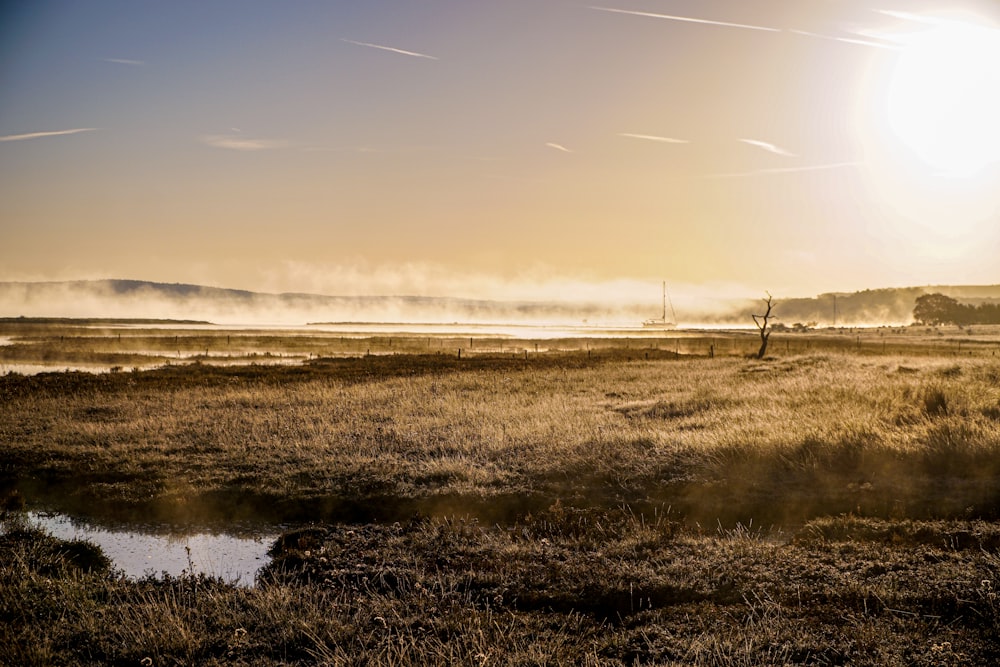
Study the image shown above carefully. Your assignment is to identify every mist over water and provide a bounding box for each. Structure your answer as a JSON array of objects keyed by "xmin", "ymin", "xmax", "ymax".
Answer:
[
  {"xmin": 0, "ymin": 278, "xmax": 758, "ymax": 327},
  {"xmin": 2, "ymin": 278, "xmax": 996, "ymax": 328}
]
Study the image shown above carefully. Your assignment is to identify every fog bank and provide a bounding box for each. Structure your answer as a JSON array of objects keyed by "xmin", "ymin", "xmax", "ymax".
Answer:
[{"xmin": 2, "ymin": 279, "xmax": 997, "ymax": 327}]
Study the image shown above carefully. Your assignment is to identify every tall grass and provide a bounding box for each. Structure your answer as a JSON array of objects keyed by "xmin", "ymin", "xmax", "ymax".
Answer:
[
  {"xmin": 4, "ymin": 508, "xmax": 999, "ymax": 665},
  {"xmin": 3, "ymin": 352, "xmax": 1000, "ymax": 523}
]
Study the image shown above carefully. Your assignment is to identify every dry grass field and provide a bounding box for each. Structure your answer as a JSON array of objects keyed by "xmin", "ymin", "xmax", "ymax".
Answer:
[{"xmin": 2, "ymin": 321, "xmax": 1000, "ymax": 664}]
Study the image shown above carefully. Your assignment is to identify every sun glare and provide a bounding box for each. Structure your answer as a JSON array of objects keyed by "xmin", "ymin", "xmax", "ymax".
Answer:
[{"xmin": 885, "ymin": 14, "xmax": 1000, "ymax": 176}]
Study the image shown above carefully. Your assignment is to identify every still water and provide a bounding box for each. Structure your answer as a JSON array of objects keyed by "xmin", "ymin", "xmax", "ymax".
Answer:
[{"xmin": 25, "ymin": 512, "xmax": 281, "ymax": 587}]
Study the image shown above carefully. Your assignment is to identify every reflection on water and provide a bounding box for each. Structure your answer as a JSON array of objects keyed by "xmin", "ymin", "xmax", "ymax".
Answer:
[{"xmin": 24, "ymin": 512, "xmax": 280, "ymax": 587}]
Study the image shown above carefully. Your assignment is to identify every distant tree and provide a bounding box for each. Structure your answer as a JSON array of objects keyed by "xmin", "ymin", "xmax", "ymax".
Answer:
[
  {"xmin": 753, "ymin": 293, "xmax": 775, "ymax": 359},
  {"xmin": 913, "ymin": 293, "xmax": 964, "ymax": 325},
  {"xmin": 975, "ymin": 302, "xmax": 1000, "ymax": 324}
]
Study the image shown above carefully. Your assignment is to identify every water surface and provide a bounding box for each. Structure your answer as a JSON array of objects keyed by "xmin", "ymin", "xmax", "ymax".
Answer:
[{"xmin": 25, "ymin": 512, "xmax": 280, "ymax": 586}]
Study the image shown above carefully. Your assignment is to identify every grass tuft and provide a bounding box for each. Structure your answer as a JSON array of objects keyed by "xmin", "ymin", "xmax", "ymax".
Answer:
[{"xmin": 921, "ymin": 385, "xmax": 950, "ymax": 417}]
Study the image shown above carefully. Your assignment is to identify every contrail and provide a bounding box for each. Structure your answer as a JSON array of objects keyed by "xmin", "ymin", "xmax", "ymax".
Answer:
[
  {"xmin": 545, "ymin": 142, "xmax": 573, "ymax": 153},
  {"xmin": 876, "ymin": 10, "xmax": 938, "ymax": 25},
  {"xmin": 740, "ymin": 139, "xmax": 796, "ymax": 157},
  {"xmin": 591, "ymin": 6, "xmax": 780, "ymax": 33},
  {"xmin": 789, "ymin": 29, "xmax": 896, "ymax": 50},
  {"xmin": 0, "ymin": 128, "xmax": 97, "ymax": 142},
  {"xmin": 593, "ymin": 6, "xmax": 895, "ymax": 49},
  {"xmin": 341, "ymin": 38, "xmax": 438, "ymax": 60},
  {"xmin": 103, "ymin": 58, "xmax": 144, "ymax": 66},
  {"xmin": 707, "ymin": 161, "xmax": 861, "ymax": 178},
  {"xmin": 619, "ymin": 133, "xmax": 689, "ymax": 144}
]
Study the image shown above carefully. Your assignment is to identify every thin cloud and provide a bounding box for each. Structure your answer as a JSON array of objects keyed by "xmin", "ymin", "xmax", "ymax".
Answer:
[
  {"xmin": 0, "ymin": 128, "xmax": 97, "ymax": 142},
  {"xmin": 706, "ymin": 161, "xmax": 861, "ymax": 178},
  {"xmin": 619, "ymin": 133, "xmax": 689, "ymax": 144},
  {"xmin": 740, "ymin": 138, "xmax": 796, "ymax": 157},
  {"xmin": 545, "ymin": 142, "xmax": 573, "ymax": 153},
  {"xmin": 200, "ymin": 134, "xmax": 288, "ymax": 151},
  {"xmin": 103, "ymin": 58, "xmax": 144, "ymax": 66},
  {"xmin": 341, "ymin": 38, "xmax": 438, "ymax": 60},
  {"xmin": 591, "ymin": 6, "xmax": 780, "ymax": 33}
]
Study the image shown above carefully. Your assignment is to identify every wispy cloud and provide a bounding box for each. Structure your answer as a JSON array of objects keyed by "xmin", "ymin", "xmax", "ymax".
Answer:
[
  {"xmin": 103, "ymin": 58, "xmax": 144, "ymax": 66},
  {"xmin": 619, "ymin": 133, "xmax": 689, "ymax": 144},
  {"xmin": 341, "ymin": 38, "xmax": 438, "ymax": 60},
  {"xmin": 0, "ymin": 128, "xmax": 97, "ymax": 142},
  {"xmin": 591, "ymin": 6, "xmax": 780, "ymax": 33},
  {"xmin": 545, "ymin": 142, "xmax": 573, "ymax": 153},
  {"xmin": 200, "ymin": 134, "xmax": 288, "ymax": 151},
  {"xmin": 707, "ymin": 161, "xmax": 861, "ymax": 178},
  {"xmin": 740, "ymin": 139, "xmax": 796, "ymax": 157}
]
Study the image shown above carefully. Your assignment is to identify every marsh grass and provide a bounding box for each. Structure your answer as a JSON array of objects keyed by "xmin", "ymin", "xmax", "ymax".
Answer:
[
  {"xmin": 3, "ymin": 349, "xmax": 1000, "ymax": 524},
  {"xmin": 3, "ymin": 327, "xmax": 1000, "ymax": 663},
  {"xmin": 4, "ymin": 508, "xmax": 999, "ymax": 665}
]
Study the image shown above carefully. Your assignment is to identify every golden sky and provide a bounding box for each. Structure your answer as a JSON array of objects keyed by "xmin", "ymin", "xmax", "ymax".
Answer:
[{"xmin": 2, "ymin": 0, "xmax": 999, "ymax": 302}]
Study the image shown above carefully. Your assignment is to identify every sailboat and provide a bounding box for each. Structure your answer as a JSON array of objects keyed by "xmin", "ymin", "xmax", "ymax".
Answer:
[{"xmin": 643, "ymin": 281, "xmax": 677, "ymax": 328}]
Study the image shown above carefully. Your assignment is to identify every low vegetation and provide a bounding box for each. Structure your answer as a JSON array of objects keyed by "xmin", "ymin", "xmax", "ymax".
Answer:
[
  {"xmin": 2, "ymin": 324, "xmax": 1000, "ymax": 663},
  {"xmin": 3, "ymin": 347, "xmax": 1000, "ymax": 525},
  {"xmin": 3, "ymin": 509, "xmax": 999, "ymax": 665}
]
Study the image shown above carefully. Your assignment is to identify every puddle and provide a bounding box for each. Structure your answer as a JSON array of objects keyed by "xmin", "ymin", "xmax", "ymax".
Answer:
[{"xmin": 22, "ymin": 512, "xmax": 281, "ymax": 587}]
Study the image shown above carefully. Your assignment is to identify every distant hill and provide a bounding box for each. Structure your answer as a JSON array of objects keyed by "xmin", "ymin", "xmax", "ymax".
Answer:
[{"xmin": 1, "ymin": 279, "xmax": 998, "ymax": 327}]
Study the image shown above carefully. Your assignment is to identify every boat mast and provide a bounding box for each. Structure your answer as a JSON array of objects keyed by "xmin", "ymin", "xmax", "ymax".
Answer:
[{"xmin": 644, "ymin": 280, "xmax": 677, "ymax": 327}]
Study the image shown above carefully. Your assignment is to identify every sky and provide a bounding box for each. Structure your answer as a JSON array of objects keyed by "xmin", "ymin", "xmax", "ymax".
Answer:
[{"xmin": 2, "ymin": 0, "xmax": 1000, "ymax": 306}]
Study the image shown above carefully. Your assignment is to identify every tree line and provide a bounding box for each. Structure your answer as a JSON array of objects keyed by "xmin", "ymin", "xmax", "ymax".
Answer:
[{"xmin": 913, "ymin": 293, "xmax": 1000, "ymax": 325}]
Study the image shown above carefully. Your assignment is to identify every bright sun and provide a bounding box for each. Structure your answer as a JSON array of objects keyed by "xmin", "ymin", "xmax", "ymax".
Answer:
[{"xmin": 885, "ymin": 14, "xmax": 1000, "ymax": 176}]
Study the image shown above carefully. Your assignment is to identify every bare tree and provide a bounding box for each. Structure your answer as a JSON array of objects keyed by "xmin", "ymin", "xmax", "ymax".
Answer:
[{"xmin": 753, "ymin": 293, "xmax": 775, "ymax": 359}]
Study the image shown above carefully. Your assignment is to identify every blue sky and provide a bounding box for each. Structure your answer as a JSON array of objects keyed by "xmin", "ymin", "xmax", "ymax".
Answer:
[{"xmin": 2, "ymin": 0, "xmax": 999, "ymax": 303}]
